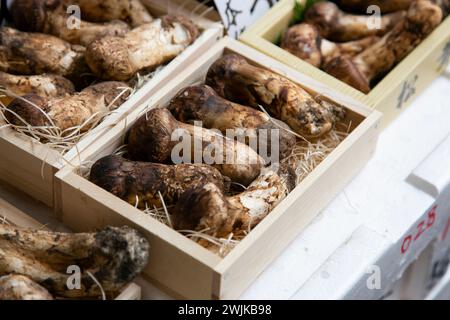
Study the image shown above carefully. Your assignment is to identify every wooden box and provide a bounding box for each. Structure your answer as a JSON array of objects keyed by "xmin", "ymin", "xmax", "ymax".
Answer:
[
  {"xmin": 0, "ymin": 0, "xmax": 223, "ymax": 208},
  {"xmin": 240, "ymin": 0, "xmax": 450, "ymax": 129},
  {"xmin": 0, "ymin": 197, "xmax": 141, "ymax": 300},
  {"xmin": 55, "ymin": 37, "xmax": 381, "ymax": 299}
]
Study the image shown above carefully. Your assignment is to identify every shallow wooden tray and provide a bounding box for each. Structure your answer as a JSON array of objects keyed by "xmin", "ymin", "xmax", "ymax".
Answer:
[{"xmin": 55, "ymin": 37, "xmax": 381, "ymax": 299}]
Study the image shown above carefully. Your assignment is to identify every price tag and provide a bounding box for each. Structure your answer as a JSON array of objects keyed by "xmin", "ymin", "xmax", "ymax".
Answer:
[
  {"xmin": 401, "ymin": 206, "xmax": 437, "ymax": 254},
  {"xmin": 214, "ymin": 0, "xmax": 280, "ymax": 38}
]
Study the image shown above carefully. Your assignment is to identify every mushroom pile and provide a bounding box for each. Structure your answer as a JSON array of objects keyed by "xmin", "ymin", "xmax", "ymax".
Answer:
[
  {"xmin": 89, "ymin": 53, "xmax": 349, "ymax": 256},
  {"xmin": 281, "ymin": 0, "xmax": 445, "ymax": 93},
  {"xmin": 0, "ymin": 0, "xmax": 199, "ymax": 142}
]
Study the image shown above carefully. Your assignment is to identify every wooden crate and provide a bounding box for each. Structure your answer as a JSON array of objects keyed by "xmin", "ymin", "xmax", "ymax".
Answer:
[
  {"xmin": 0, "ymin": 0, "xmax": 223, "ymax": 208},
  {"xmin": 240, "ymin": 0, "xmax": 450, "ymax": 129},
  {"xmin": 55, "ymin": 37, "xmax": 381, "ymax": 299},
  {"xmin": 0, "ymin": 197, "xmax": 141, "ymax": 300}
]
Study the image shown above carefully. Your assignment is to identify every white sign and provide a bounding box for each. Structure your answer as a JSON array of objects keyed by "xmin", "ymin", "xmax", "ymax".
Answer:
[{"xmin": 214, "ymin": 0, "xmax": 279, "ymax": 38}]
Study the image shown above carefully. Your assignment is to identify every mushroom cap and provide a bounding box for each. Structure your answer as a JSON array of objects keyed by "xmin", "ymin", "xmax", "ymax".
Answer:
[
  {"xmin": 324, "ymin": 56, "xmax": 371, "ymax": 94},
  {"xmin": 406, "ymin": 0, "xmax": 443, "ymax": 34},
  {"xmin": 127, "ymin": 108, "xmax": 178, "ymax": 163},
  {"xmin": 6, "ymin": 94, "xmax": 50, "ymax": 127},
  {"xmin": 281, "ymin": 23, "xmax": 323, "ymax": 68},
  {"xmin": 304, "ymin": 1, "xmax": 340, "ymax": 39},
  {"xmin": 86, "ymin": 36, "xmax": 136, "ymax": 81},
  {"xmin": 10, "ymin": 0, "xmax": 58, "ymax": 32},
  {"xmin": 173, "ymin": 182, "xmax": 230, "ymax": 236}
]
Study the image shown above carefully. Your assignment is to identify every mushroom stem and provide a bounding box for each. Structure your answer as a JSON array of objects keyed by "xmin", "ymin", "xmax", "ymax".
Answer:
[
  {"xmin": 168, "ymin": 84, "xmax": 297, "ymax": 159},
  {"xmin": 85, "ymin": 15, "xmax": 199, "ymax": 81},
  {"xmin": 11, "ymin": 0, "xmax": 130, "ymax": 46},
  {"xmin": 63, "ymin": 0, "xmax": 153, "ymax": 27},
  {"xmin": 281, "ymin": 23, "xmax": 380, "ymax": 67},
  {"xmin": 0, "ymin": 27, "xmax": 87, "ymax": 79},
  {"xmin": 333, "ymin": 0, "xmax": 414, "ymax": 13},
  {"xmin": 173, "ymin": 164, "xmax": 296, "ymax": 240},
  {"xmin": 324, "ymin": 0, "xmax": 443, "ymax": 93},
  {"xmin": 0, "ymin": 224, "xmax": 149, "ymax": 299},
  {"xmin": 6, "ymin": 81, "xmax": 130, "ymax": 134},
  {"xmin": 0, "ymin": 275, "xmax": 53, "ymax": 300},
  {"xmin": 90, "ymin": 155, "xmax": 229, "ymax": 209},
  {"xmin": 127, "ymin": 108, "xmax": 265, "ymax": 186},
  {"xmin": 305, "ymin": 1, "xmax": 406, "ymax": 41},
  {"xmin": 205, "ymin": 53, "xmax": 346, "ymax": 139},
  {"xmin": 0, "ymin": 72, "xmax": 75, "ymax": 100}
]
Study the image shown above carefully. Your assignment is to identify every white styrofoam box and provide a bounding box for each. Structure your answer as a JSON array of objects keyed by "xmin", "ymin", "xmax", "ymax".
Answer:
[
  {"xmin": 291, "ymin": 73, "xmax": 450, "ymax": 300},
  {"xmin": 426, "ymin": 265, "xmax": 450, "ymax": 300},
  {"xmin": 408, "ymin": 134, "xmax": 450, "ymax": 198},
  {"xmin": 292, "ymin": 226, "xmax": 392, "ymax": 300},
  {"xmin": 408, "ymin": 133, "xmax": 450, "ymax": 292}
]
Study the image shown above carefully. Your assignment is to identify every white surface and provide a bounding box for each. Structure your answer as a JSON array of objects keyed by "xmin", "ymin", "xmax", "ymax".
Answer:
[{"xmin": 291, "ymin": 71, "xmax": 450, "ymax": 300}]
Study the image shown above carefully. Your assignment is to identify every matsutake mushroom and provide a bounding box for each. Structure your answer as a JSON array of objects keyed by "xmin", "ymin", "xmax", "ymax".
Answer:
[
  {"xmin": 332, "ymin": 0, "xmax": 414, "ymax": 13},
  {"xmin": 11, "ymin": 0, "xmax": 130, "ymax": 47},
  {"xmin": 6, "ymin": 81, "xmax": 130, "ymax": 134},
  {"xmin": 205, "ymin": 54, "xmax": 346, "ymax": 139},
  {"xmin": 90, "ymin": 155, "xmax": 230, "ymax": 209},
  {"xmin": 304, "ymin": 1, "xmax": 406, "ymax": 41},
  {"xmin": 0, "ymin": 275, "xmax": 53, "ymax": 300},
  {"xmin": 173, "ymin": 164, "xmax": 296, "ymax": 241},
  {"xmin": 324, "ymin": 0, "xmax": 443, "ymax": 93},
  {"xmin": 168, "ymin": 84, "xmax": 297, "ymax": 159},
  {"xmin": 85, "ymin": 15, "xmax": 199, "ymax": 81},
  {"xmin": 281, "ymin": 23, "xmax": 380, "ymax": 67},
  {"xmin": 0, "ymin": 224, "xmax": 149, "ymax": 299},
  {"xmin": 0, "ymin": 72, "xmax": 75, "ymax": 100},
  {"xmin": 127, "ymin": 108, "xmax": 265, "ymax": 186},
  {"xmin": 0, "ymin": 27, "xmax": 87, "ymax": 80},
  {"xmin": 63, "ymin": 0, "xmax": 153, "ymax": 27}
]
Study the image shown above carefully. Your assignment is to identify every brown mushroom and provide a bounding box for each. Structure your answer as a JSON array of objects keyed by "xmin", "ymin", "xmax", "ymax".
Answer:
[
  {"xmin": 11, "ymin": 0, "xmax": 130, "ymax": 47},
  {"xmin": 281, "ymin": 23, "xmax": 380, "ymax": 67},
  {"xmin": 0, "ymin": 275, "xmax": 53, "ymax": 300},
  {"xmin": 304, "ymin": 1, "xmax": 406, "ymax": 41},
  {"xmin": 173, "ymin": 164, "xmax": 296, "ymax": 240},
  {"xmin": 205, "ymin": 53, "xmax": 346, "ymax": 139},
  {"xmin": 324, "ymin": 0, "xmax": 443, "ymax": 93},
  {"xmin": 62, "ymin": 0, "xmax": 153, "ymax": 27},
  {"xmin": 333, "ymin": 0, "xmax": 414, "ymax": 13},
  {"xmin": 168, "ymin": 85, "xmax": 297, "ymax": 159},
  {"xmin": 0, "ymin": 27, "xmax": 88, "ymax": 80},
  {"xmin": 85, "ymin": 15, "xmax": 199, "ymax": 81},
  {"xmin": 0, "ymin": 72, "xmax": 75, "ymax": 101},
  {"xmin": 90, "ymin": 155, "xmax": 229, "ymax": 209},
  {"xmin": 6, "ymin": 81, "xmax": 130, "ymax": 134},
  {"xmin": 0, "ymin": 224, "xmax": 149, "ymax": 299},
  {"xmin": 127, "ymin": 108, "xmax": 265, "ymax": 186}
]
